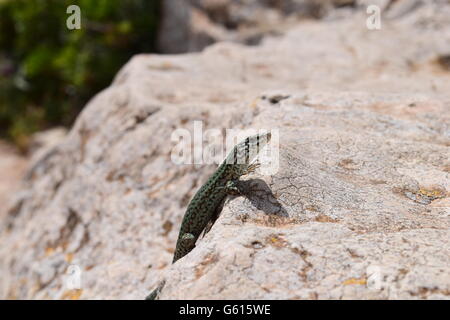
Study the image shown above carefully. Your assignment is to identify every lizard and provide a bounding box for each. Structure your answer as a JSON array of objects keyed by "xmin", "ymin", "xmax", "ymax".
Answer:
[{"xmin": 145, "ymin": 131, "xmax": 271, "ymax": 299}]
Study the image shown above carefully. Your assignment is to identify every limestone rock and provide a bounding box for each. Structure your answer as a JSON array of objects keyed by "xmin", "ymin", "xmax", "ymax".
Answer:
[
  {"xmin": 0, "ymin": 142, "xmax": 27, "ymax": 221},
  {"xmin": 1, "ymin": 1, "xmax": 449, "ymax": 299},
  {"xmin": 158, "ymin": 0, "xmax": 357, "ymax": 53}
]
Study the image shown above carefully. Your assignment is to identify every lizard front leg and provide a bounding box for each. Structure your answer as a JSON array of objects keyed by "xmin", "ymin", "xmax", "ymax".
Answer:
[
  {"xmin": 215, "ymin": 180, "xmax": 242, "ymax": 195},
  {"xmin": 243, "ymin": 161, "xmax": 260, "ymax": 175},
  {"xmin": 224, "ymin": 180, "xmax": 242, "ymax": 195},
  {"xmin": 223, "ymin": 163, "xmax": 259, "ymax": 194}
]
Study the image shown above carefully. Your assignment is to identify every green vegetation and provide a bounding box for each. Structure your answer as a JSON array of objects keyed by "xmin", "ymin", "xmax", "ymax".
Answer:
[{"xmin": 0, "ymin": 0, "xmax": 160, "ymax": 148}]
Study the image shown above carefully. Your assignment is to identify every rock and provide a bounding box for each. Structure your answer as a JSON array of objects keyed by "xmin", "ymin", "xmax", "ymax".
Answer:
[
  {"xmin": 28, "ymin": 127, "xmax": 68, "ymax": 157},
  {"xmin": 1, "ymin": 1, "xmax": 449, "ymax": 299},
  {"xmin": 26, "ymin": 127, "xmax": 68, "ymax": 181},
  {"xmin": 0, "ymin": 141, "xmax": 27, "ymax": 221},
  {"xmin": 158, "ymin": 0, "xmax": 359, "ymax": 53}
]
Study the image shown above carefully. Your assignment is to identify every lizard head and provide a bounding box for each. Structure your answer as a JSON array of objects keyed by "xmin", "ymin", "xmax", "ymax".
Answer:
[{"xmin": 225, "ymin": 131, "xmax": 272, "ymax": 165}]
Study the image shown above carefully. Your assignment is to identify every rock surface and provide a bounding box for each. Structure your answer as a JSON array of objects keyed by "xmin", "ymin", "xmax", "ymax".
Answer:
[
  {"xmin": 0, "ymin": 142, "xmax": 27, "ymax": 221},
  {"xmin": 1, "ymin": 2, "xmax": 450, "ymax": 299}
]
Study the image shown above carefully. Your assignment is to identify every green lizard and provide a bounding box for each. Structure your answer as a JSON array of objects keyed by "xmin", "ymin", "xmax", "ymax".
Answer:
[{"xmin": 146, "ymin": 131, "xmax": 271, "ymax": 299}]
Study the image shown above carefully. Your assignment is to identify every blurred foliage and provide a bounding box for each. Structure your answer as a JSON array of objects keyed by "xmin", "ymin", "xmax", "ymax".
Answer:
[{"xmin": 0, "ymin": 0, "xmax": 160, "ymax": 149}]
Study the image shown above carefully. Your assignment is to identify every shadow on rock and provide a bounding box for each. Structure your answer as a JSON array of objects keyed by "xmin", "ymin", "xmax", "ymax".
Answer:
[{"xmin": 236, "ymin": 178, "xmax": 288, "ymax": 217}]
